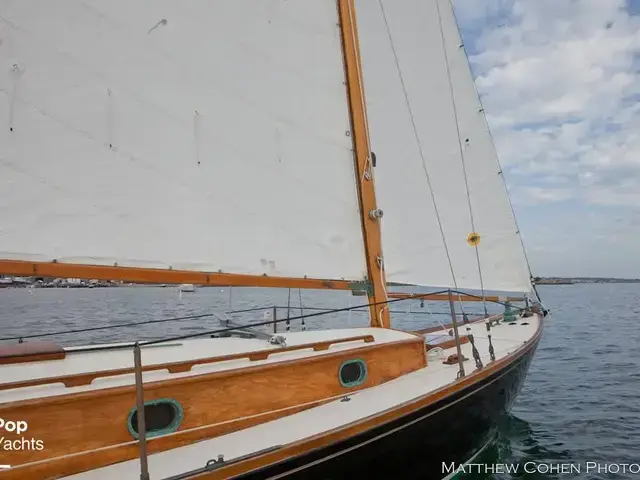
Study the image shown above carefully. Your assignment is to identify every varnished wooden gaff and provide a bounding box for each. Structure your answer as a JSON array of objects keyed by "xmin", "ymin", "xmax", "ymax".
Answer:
[
  {"xmin": 338, "ymin": 0, "xmax": 390, "ymax": 328},
  {"xmin": 0, "ymin": 260, "xmax": 353, "ymax": 290}
]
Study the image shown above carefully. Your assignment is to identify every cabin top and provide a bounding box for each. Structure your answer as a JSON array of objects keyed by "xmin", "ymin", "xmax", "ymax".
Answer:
[{"xmin": 0, "ymin": 328, "xmax": 420, "ymax": 404}]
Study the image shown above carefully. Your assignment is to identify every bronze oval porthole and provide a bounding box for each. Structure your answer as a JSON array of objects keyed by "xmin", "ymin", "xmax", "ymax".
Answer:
[
  {"xmin": 339, "ymin": 359, "xmax": 367, "ymax": 388},
  {"xmin": 127, "ymin": 398, "xmax": 183, "ymax": 439}
]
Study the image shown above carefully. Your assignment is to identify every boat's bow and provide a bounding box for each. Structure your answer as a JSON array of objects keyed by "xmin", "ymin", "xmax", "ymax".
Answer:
[{"xmin": 0, "ymin": 308, "xmax": 542, "ymax": 480}]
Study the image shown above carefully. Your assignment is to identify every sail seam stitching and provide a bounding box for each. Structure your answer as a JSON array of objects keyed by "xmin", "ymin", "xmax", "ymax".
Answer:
[
  {"xmin": 435, "ymin": 0, "xmax": 488, "ymax": 315},
  {"xmin": 376, "ymin": 0, "xmax": 460, "ymax": 292},
  {"xmin": 445, "ymin": 0, "xmax": 538, "ymax": 300}
]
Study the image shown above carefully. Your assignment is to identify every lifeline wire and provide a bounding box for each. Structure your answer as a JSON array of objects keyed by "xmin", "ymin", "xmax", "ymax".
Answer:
[{"xmin": 377, "ymin": 0, "xmax": 462, "ymax": 304}]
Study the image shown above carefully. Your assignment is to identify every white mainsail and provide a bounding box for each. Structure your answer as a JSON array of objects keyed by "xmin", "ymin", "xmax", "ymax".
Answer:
[
  {"xmin": 0, "ymin": 0, "xmax": 366, "ymax": 280},
  {"xmin": 356, "ymin": 0, "xmax": 532, "ymax": 293}
]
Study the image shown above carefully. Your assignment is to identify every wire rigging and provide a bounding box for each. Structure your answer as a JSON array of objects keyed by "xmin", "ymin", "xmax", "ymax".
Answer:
[
  {"xmin": 376, "ymin": 0, "xmax": 463, "ymax": 310},
  {"xmin": 298, "ymin": 288, "xmax": 306, "ymax": 331},
  {"xmin": 434, "ymin": 0, "xmax": 488, "ymax": 317},
  {"xmin": 0, "ymin": 288, "xmax": 526, "ymax": 346},
  {"xmin": 445, "ymin": 0, "xmax": 541, "ymax": 305},
  {"xmin": 0, "ymin": 312, "xmax": 220, "ymax": 342}
]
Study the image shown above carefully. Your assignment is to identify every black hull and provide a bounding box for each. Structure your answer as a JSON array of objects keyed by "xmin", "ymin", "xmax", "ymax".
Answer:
[{"xmin": 237, "ymin": 336, "xmax": 540, "ymax": 480}]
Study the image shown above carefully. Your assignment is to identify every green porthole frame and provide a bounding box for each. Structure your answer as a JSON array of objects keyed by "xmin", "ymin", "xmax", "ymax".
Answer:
[
  {"xmin": 339, "ymin": 358, "xmax": 368, "ymax": 388},
  {"xmin": 126, "ymin": 398, "xmax": 184, "ymax": 439}
]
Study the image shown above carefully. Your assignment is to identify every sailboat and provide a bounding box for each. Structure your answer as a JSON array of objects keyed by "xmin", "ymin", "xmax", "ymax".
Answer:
[
  {"xmin": 0, "ymin": 0, "xmax": 548, "ymax": 479},
  {"xmin": 178, "ymin": 284, "xmax": 196, "ymax": 293}
]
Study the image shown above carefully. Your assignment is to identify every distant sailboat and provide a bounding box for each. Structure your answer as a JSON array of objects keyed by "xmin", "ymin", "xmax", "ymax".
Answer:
[{"xmin": 0, "ymin": 1, "xmax": 547, "ymax": 479}]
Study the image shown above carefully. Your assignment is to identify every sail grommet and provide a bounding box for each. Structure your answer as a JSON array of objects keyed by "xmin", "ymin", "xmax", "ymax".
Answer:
[{"xmin": 369, "ymin": 209, "xmax": 383, "ymax": 220}]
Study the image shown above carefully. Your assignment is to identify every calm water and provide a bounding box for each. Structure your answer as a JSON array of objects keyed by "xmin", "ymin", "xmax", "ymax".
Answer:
[{"xmin": 1, "ymin": 283, "xmax": 638, "ymax": 479}]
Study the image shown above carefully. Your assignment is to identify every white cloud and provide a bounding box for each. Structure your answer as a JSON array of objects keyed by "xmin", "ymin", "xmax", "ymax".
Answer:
[
  {"xmin": 453, "ymin": 0, "xmax": 640, "ymax": 276},
  {"xmin": 456, "ymin": 0, "xmax": 640, "ymax": 195},
  {"xmin": 519, "ymin": 186, "xmax": 574, "ymax": 204}
]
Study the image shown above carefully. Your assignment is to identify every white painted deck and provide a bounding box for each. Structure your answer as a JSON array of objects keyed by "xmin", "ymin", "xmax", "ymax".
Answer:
[
  {"xmin": 0, "ymin": 327, "xmax": 414, "ymax": 403},
  {"xmin": 58, "ymin": 314, "xmax": 541, "ymax": 480}
]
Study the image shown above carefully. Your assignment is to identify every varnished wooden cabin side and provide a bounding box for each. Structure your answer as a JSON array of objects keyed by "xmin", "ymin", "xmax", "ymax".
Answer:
[{"xmin": 0, "ymin": 337, "xmax": 426, "ymax": 479}]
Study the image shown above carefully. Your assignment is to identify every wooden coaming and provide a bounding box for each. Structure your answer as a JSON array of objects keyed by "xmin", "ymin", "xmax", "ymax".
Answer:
[
  {"xmin": 0, "ymin": 335, "xmax": 375, "ymax": 392},
  {"xmin": 188, "ymin": 316, "xmax": 544, "ymax": 479},
  {"xmin": 1, "ymin": 337, "xmax": 426, "ymax": 479}
]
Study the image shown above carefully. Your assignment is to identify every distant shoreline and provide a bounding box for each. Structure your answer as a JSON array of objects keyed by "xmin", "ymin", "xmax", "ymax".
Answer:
[
  {"xmin": 2, "ymin": 276, "xmax": 639, "ymax": 289},
  {"xmin": 536, "ymin": 280, "xmax": 574, "ymax": 285},
  {"xmin": 535, "ymin": 277, "xmax": 640, "ymax": 285}
]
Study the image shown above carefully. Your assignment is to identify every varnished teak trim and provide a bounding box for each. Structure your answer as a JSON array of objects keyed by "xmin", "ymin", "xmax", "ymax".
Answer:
[
  {"xmin": 0, "ymin": 351, "xmax": 66, "ymax": 365},
  {"xmin": 0, "ymin": 335, "xmax": 375, "ymax": 392},
  {"xmin": 2, "ymin": 337, "xmax": 427, "ymax": 479}
]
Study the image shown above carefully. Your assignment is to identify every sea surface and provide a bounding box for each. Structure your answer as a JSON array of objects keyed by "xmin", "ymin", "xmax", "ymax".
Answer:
[{"xmin": 1, "ymin": 283, "xmax": 638, "ymax": 479}]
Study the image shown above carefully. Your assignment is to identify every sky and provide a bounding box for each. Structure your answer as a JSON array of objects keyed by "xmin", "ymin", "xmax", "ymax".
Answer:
[{"xmin": 452, "ymin": 0, "xmax": 640, "ymax": 278}]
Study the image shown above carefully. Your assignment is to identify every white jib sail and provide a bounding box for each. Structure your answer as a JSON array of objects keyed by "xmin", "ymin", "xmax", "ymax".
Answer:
[{"xmin": 355, "ymin": 0, "xmax": 532, "ymax": 293}]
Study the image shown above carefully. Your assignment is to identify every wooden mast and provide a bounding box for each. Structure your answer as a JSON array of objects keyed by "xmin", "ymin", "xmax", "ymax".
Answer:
[{"xmin": 337, "ymin": 0, "xmax": 390, "ymax": 328}]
